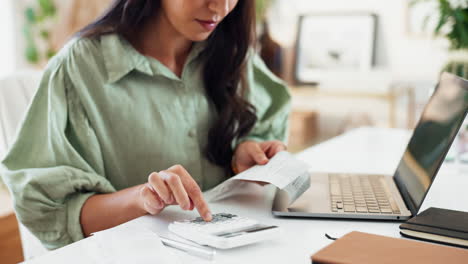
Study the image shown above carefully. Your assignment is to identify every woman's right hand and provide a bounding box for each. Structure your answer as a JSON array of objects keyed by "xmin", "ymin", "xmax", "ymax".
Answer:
[{"xmin": 138, "ymin": 164, "xmax": 213, "ymax": 221}]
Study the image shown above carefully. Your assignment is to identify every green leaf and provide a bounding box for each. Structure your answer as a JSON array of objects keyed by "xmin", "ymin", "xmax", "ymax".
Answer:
[
  {"xmin": 434, "ymin": 13, "xmax": 449, "ymax": 34},
  {"xmin": 255, "ymin": 0, "xmax": 272, "ymax": 21},
  {"xmin": 22, "ymin": 25, "xmax": 34, "ymax": 42},
  {"xmin": 444, "ymin": 60, "xmax": 468, "ymax": 79},
  {"xmin": 38, "ymin": 0, "xmax": 56, "ymax": 17},
  {"xmin": 23, "ymin": 0, "xmax": 58, "ymax": 65},
  {"xmin": 25, "ymin": 44, "xmax": 39, "ymax": 64},
  {"xmin": 46, "ymin": 48, "xmax": 56, "ymax": 59},
  {"xmin": 452, "ymin": 9, "xmax": 468, "ymax": 49},
  {"xmin": 409, "ymin": 0, "xmax": 431, "ymax": 7},
  {"xmin": 434, "ymin": 0, "xmax": 452, "ymax": 34},
  {"xmin": 25, "ymin": 7, "xmax": 36, "ymax": 23},
  {"xmin": 40, "ymin": 30, "xmax": 50, "ymax": 39}
]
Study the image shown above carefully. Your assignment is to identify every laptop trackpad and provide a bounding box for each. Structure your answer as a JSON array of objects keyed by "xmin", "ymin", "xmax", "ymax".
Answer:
[{"xmin": 288, "ymin": 173, "xmax": 331, "ymax": 213}]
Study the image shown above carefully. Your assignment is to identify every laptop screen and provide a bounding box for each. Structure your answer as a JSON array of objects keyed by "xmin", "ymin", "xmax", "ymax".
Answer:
[{"xmin": 393, "ymin": 73, "xmax": 468, "ymax": 215}]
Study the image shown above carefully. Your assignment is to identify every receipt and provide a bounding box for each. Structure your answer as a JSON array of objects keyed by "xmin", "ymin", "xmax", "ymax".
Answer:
[{"xmin": 204, "ymin": 151, "xmax": 310, "ymax": 204}]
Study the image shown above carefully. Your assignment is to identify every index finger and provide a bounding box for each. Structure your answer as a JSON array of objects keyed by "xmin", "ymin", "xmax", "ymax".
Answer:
[
  {"xmin": 169, "ymin": 165, "xmax": 212, "ymax": 221},
  {"xmin": 186, "ymin": 181, "xmax": 212, "ymax": 221}
]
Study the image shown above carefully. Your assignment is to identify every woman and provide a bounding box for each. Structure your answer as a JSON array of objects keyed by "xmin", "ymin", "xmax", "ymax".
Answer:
[{"xmin": 1, "ymin": 0, "xmax": 290, "ymax": 250}]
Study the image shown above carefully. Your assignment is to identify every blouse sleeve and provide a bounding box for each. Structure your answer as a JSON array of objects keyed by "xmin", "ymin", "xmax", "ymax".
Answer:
[
  {"xmin": 0, "ymin": 57, "xmax": 115, "ymax": 250},
  {"xmin": 236, "ymin": 54, "xmax": 292, "ymax": 146}
]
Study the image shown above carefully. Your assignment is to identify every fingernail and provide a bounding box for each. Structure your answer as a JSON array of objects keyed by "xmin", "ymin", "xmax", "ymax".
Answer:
[
  {"xmin": 158, "ymin": 171, "xmax": 169, "ymax": 178},
  {"xmin": 204, "ymin": 212, "xmax": 212, "ymax": 221},
  {"xmin": 166, "ymin": 196, "xmax": 174, "ymax": 204},
  {"xmin": 154, "ymin": 201, "xmax": 163, "ymax": 209}
]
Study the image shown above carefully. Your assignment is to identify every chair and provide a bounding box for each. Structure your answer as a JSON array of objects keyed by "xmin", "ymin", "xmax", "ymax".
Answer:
[{"xmin": 0, "ymin": 70, "xmax": 49, "ymax": 259}]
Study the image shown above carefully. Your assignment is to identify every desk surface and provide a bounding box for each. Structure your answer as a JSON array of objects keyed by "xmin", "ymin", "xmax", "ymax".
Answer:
[{"xmin": 28, "ymin": 127, "xmax": 468, "ymax": 263}]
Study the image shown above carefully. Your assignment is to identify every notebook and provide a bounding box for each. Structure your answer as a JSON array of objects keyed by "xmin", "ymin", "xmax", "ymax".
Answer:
[
  {"xmin": 399, "ymin": 207, "xmax": 468, "ymax": 248},
  {"xmin": 311, "ymin": 231, "xmax": 468, "ymax": 264}
]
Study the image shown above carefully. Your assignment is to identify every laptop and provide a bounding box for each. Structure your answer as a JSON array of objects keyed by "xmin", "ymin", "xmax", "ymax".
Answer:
[{"xmin": 272, "ymin": 72, "xmax": 468, "ymax": 220}]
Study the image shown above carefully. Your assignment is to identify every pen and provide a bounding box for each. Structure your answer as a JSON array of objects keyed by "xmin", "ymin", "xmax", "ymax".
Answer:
[{"xmin": 160, "ymin": 236, "xmax": 216, "ymax": 260}]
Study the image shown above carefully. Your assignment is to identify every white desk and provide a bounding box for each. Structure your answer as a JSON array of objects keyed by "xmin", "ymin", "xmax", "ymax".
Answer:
[{"xmin": 27, "ymin": 127, "xmax": 468, "ymax": 263}]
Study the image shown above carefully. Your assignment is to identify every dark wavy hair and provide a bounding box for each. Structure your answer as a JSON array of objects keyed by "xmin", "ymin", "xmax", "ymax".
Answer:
[{"xmin": 78, "ymin": 0, "xmax": 258, "ymax": 171}]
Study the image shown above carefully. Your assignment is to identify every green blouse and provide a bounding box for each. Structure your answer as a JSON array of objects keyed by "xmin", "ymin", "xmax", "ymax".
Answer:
[{"xmin": 0, "ymin": 34, "xmax": 290, "ymax": 249}]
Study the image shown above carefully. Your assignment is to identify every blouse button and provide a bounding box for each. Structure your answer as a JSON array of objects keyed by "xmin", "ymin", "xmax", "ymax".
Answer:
[{"xmin": 188, "ymin": 129, "xmax": 196, "ymax": 137}]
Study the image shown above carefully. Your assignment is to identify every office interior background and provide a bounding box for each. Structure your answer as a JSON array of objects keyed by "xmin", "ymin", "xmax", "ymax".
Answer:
[{"xmin": 0, "ymin": 0, "xmax": 467, "ymax": 263}]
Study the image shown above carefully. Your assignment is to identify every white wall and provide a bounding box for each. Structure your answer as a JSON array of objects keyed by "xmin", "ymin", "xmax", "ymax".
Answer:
[
  {"xmin": 268, "ymin": 0, "xmax": 449, "ymax": 83},
  {"xmin": 10, "ymin": 0, "xmax": 451, "ymax": 84},
  {"xmin": 0, "ymin": 0, "xmax": 16, "ymax": 78}
]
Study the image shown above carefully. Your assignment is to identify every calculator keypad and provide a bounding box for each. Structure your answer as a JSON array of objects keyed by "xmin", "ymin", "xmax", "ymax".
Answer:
[{"xmin": 173, "ymin": 213, "xmax": 258, "ymax": 234}]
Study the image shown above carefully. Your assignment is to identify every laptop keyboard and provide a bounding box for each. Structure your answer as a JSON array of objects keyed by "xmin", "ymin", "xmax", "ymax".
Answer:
[{"xmin": 329, "ymin": 174, "xmax": 401, "ymax": 214}]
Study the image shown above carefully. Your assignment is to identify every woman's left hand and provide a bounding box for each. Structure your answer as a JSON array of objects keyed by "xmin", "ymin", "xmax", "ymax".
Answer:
[{"xmin": 232, "ymin": 140, "xmax": 287, "ymax": 174}]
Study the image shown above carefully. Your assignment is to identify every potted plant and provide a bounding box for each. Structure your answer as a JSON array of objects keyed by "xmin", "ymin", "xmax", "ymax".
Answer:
[
  {"xmin": 413, "ymin": 0, "xmax": 468, "ymax": 78},
  {"xmin": 23, "ymin": 0, "xmax": 58, "ymax": 66},
  {"xmin": 255, "ymin": 0, "xmax": 284, "ymax": 77},
  {"xmin": 256, "ymin": 0, "xmax": 272, "ymax": 22}
]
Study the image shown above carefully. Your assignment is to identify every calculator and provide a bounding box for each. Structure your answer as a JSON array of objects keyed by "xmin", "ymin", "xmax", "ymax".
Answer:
[{"xmin": 168, "ymin": 213, "xmax": 280, "ymax": 249}]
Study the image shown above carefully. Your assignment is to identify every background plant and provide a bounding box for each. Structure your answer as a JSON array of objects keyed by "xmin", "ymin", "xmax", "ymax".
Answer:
[
  {"xmin": 23, "ymin": 0, "xmax": 57, "ymax": 65},
  {"xmin": 256, "ymin": 0, "xmax": 273, "ymax": 22},
  {"xmin": 412, "ymin": 0, "xmax": 468, "ymax": 50},
  {"xmin": 412, "ymin": 0, "xmax": 468, "ymax": 78}
]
